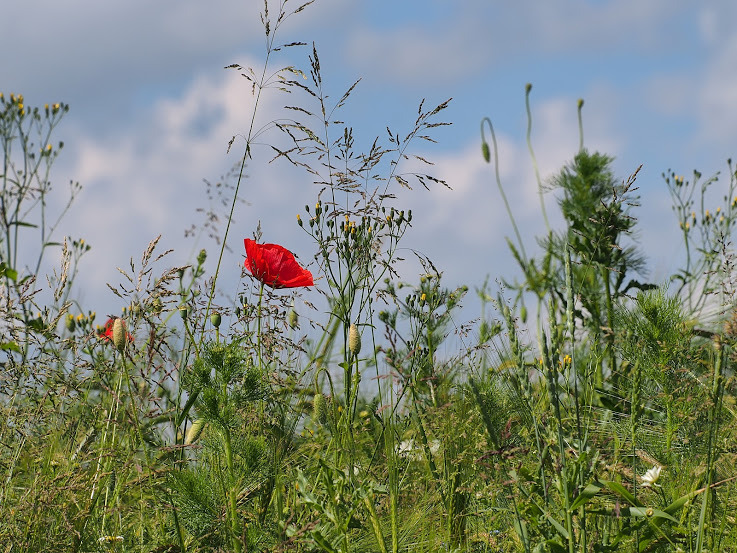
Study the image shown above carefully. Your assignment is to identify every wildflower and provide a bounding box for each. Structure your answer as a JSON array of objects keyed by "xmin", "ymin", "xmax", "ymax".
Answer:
[
  {"xmin": 640, "ymin": 465, "xmax": 662, "ymax": 488},
  {"xmin": 98, "ymin": 536, "xmax": 124, "ymax": 544},
  {"xmin": 397, "ymin": 439, "xmax": 415, "ymax": 457},
  {"xmin": 243, "ymin": 238, "xmax": 313, "ymax": 289}
]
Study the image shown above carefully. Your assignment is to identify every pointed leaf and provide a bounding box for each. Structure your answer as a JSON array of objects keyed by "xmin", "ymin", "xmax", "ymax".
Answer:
[
  {"xmin": 570, "ymin": 480, "xmax": 605, "ymax": 510},
  {"xmin": 604, "ymin": 480, "xmax": 644, "ymax": 507}
]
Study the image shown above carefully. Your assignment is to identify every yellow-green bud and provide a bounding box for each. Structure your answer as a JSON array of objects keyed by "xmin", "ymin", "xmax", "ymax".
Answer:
[
  {"xmin": 288, "ymin": 309, "xmax": 299, "ymax": 330},
  {"xmin": 313, "ymin": 393, "xmax": 328, "ymax": 424},
  {"xmin": 65, "ymin": 314, "xmax": 76, "ymax": 333},
  {"xmin": 151, "ymin": 297, "xmax": 162, "ymax": 314},
  {"xmin": 349, "ymin": 323, "xmax": 361, "ymax": 357},
  {"xmin": 210, "ymin": 311, "xmax": 221, "ymax": 328},
  {"xmin": 112, "ymin": 318, "xmax": 128, "ymax": 352},
  {"xmin": 197, "ymin": 249, "xmax": 207, "ymax": 266},
  {"xmin": 179, "ymin": 306, "xmax": 189, "ymax": 320},
  {"xmin": 185, "ymin": 419, "xmax": 205, "ymax": 444}
]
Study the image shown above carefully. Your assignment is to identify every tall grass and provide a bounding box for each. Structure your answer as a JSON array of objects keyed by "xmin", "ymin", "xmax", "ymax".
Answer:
[{"xmin": 3, "ymin": 2, "xmax": 737, "ymax": 552}]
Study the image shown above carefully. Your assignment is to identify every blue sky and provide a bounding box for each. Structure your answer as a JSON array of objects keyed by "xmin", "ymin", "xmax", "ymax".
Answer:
[{"xmin": 4, "ymin": 0, "xmax": 737, "ymax": 325}]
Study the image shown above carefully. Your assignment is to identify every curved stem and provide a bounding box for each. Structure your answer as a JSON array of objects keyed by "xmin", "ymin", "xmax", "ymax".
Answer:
[
  {"xmin": 480, "ymin": 117, "xmax": 527, "ymax": 263},
  {"xmin": 525, "ymin": 84, "xmax": 550, "ymax": 233}
]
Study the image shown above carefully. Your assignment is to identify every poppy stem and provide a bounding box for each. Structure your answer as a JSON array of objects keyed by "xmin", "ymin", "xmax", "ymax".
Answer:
[
  {"xmin": 480, "ymin": 116, "xmax": 527, "ymax": 264},
  {"xmin": 257, "ymin": 282, "xmax": 264, "ymax": 373}
]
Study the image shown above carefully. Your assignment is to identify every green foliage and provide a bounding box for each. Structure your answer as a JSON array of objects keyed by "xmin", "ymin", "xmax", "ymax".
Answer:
[{"xmin": 6, "ymin": 3, "xmax": 737, "ymax": 553}]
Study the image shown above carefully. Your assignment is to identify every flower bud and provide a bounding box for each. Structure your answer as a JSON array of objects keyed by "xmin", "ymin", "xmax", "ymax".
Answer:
[
  {"xmin": 210, "ymin": 311, "xmax": 221, "ymax": 328},
  {"xmin": 349, "ymin": 323, "xmax": 361, "ymax": 357},
  {"xmin": 288, "ymin": 309, "xmax": 299, "ymax": 329},
  {"xmin": 197, "ymin": 249, "xmax": 207, "ymax": 266},
  {"xmin": 313, "ymin": 393, "xmax": 328, "ymax": 424},
  {"xmin": 65, "ymin": 314, "xmax": 76, "ymax": 333},
  {"xmin": 481, "ymin": 141, "xmax": 491, "ymax": 163},
  {"xmin": 179, "ymin": 305, "xmax": 189, "ymax": 320},
  {"xmin": 112, "ymin": 318, "xmax": 128, "ymax": 352},
  {"xmin": 185, "ymin": 419, "xmax": 205, "ymax": 444}
]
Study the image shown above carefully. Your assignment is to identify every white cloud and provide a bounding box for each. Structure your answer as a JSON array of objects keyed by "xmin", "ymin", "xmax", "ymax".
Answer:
[
  {"xmin": 398, "ymin": 95, "xmax": 621, "ymax": 293},
  {"xmin": 57, "ymin": 58, "xmax": 323, "ymax": 310}
]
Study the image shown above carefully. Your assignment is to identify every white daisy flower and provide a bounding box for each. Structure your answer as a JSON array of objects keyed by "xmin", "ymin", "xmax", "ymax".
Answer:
[{"xmin": 640, "ymin": 465, "xmax": 662, "ymax": 488}]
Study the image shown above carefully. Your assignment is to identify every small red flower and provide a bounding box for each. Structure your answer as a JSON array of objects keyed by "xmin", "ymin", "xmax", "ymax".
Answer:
[{"xmin": 244, "ymin": 238, "xmax": 314, "ymax": 289}]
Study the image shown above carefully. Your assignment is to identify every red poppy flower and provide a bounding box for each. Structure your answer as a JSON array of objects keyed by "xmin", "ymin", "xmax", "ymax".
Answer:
[{"xmin": 244, "ymin": 238, "xmax": 314, "ymax": 289}]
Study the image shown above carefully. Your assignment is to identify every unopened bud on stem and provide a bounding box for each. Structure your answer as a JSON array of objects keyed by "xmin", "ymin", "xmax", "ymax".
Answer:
[
  {"xmin": 112, "ymin": 318, "xmax": 128, "ymax": 352},
  {"xmin": 349, "ymin": 323, "xmax": 361, "ymax": 357}
]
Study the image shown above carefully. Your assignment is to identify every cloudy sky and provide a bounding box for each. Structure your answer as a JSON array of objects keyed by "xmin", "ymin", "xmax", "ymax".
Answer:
[{"xmin": 4, "ymin": 0, "xmax": 737, "ymax": 326}]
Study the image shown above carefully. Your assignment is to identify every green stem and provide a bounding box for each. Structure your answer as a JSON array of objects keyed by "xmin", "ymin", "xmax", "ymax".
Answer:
[
  {"xmin": 257, "ymin": 282, "xmax": 264, "ymax": 371},
  {"xmin": 223, "ymin": 428, "xmax": 243, "ymax": 553},
  {"xmin": 600, "ymin": 264, "xmax": 617, "ymax": 384},
  {"xmin": 481, "ymin": 117, "xmax": 527, "ymax": 263},
  {"xmin": 525, "ymin": 84, "xmax": 550, "ymax": 233}
]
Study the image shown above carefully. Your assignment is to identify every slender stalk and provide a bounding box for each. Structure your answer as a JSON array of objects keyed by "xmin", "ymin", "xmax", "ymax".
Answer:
[
  {"xmin": 481, "ymin": 117, "xmax": 527, "ymax": 263},
  {"xmin": 599, "ymin": 264, "xmax": 617, "ymax": 384},
  {"xmin": 223, "ymin": 428, "xmax": 243, "ymax": 553},
  {"xmin": 525, "ymin": 84, "xmax": 550, "ymax": 233}
]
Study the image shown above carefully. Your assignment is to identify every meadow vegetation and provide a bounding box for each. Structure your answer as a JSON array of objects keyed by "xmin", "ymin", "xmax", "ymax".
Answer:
[{"xmin": 3, "ymin": 2, "xmax": 737, "ymax": 552}]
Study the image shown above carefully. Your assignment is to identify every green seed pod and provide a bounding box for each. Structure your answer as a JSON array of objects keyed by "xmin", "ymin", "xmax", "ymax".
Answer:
[
  {"xmin": 112, "ymin": 318, "xmax": 127, "ymax": 352},
  {"xmin": 210, "ymin": 311, "xmax": 222, "ymax": 328},
  {"xmin": 349, "ymin": 323, "xmax": 361, "ymax": 357},
  {"xmin": 185, "ymin": 419, "xmax": 206, "ymax": 444}
]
